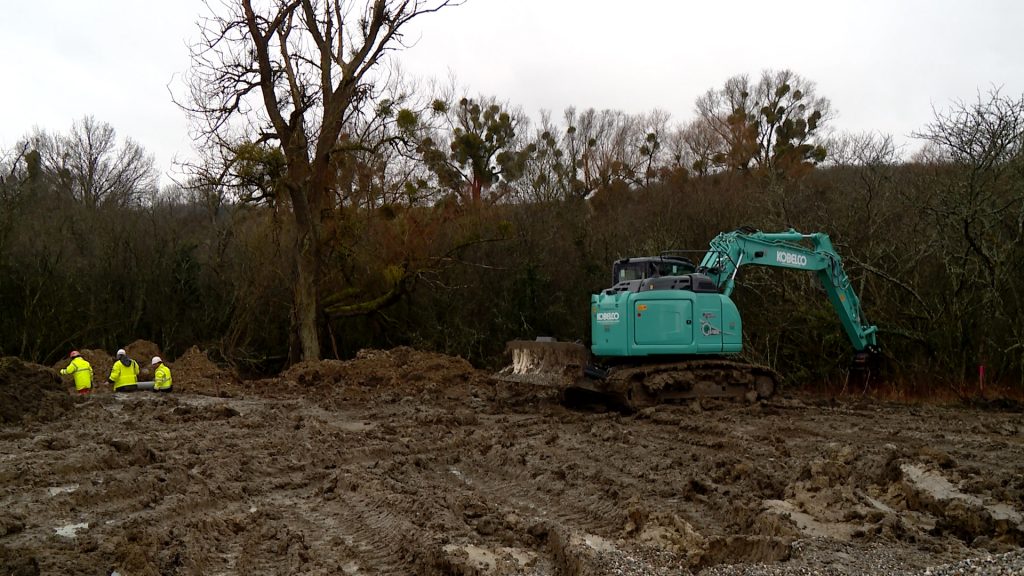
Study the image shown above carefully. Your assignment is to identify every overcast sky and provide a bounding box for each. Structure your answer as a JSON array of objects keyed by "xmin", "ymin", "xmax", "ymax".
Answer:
[{"xmin": 2, "ymin": 0, "xmax": 1022, "ymax": 185}]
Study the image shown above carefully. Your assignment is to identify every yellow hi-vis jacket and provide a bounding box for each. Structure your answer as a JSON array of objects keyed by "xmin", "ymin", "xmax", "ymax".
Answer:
[
  {"xmin": 154, "ymin": 363, "xmax": 173, "ymax": 391},
  {"xmin": 109, "ymin": 358, "xmax": 140, "ymax": 390},
  {"xmin": 61, "ymin": 357, "xmax": 93, "ymax": 391}
]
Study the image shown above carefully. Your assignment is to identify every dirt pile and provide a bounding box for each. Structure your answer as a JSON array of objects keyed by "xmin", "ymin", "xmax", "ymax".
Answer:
[
  {"xmin": 0, "ymin": 357, "xmax": 72, "ymax": 424},
  {"xmin": 124, "ymin": 339, "xmax": 162, "ymax": 365},
  {"xmin": 278, "ymin": 346, "xmax": 487, "ymax": 404},
  {"xmin": 172, "ymin": 346, "xmax": 241, "ymax": 395}
]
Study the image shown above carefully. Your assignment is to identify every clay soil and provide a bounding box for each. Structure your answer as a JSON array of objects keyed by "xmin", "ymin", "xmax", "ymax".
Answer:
[{"xmin": 1, "ymin": 347, "xmax": 1022, "ymax": 575}]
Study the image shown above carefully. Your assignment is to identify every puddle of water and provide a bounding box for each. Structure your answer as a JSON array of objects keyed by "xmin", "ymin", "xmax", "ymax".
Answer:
[
  {"xmin": 442, "ymin": 544, "xmax": 536, "ymax": 570},
  {"xmin": 449, "ymin": 467, "xmax": 472, "ymax": 484},
  {"xmin": 763, "ymin": 499, "xmax": 858, "ymax": 540},
  {"xmin": 989, "ymin": 502, "xmax": 1024, "ymax": 525},
  {"xmin": 583, "ymin": 533, "xmax": 617, "ymax": 552},
  {"xmin": 47, "ymin": 484, "xmax": 79, "ymax": 497},
  {"xmin": 337, "ymin": 421, "xmax": 373, "ymax": 432},
  {"xmin": 444, "ymin": 544, "xmax": 497, "ymax": 571},
  {"xmin": 55, "ymin": 522, "xmax": 88, "ymax": 538}
]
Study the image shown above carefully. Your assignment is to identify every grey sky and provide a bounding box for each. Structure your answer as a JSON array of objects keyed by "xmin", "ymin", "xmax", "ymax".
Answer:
[{"xmin": 2, "ymin": 0, "xmax": 1022, "ymax": 185}]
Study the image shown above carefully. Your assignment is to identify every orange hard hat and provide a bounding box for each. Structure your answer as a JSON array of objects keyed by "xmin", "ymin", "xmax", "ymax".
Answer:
[{"xmin": 69, "ymin": 350, "xmax": 81, "ymax": 358}]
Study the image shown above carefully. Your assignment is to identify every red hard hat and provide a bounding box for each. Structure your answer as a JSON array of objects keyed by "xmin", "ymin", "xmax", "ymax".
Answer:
[{"xmin": 69, "ymin": 350, "xmax": 81, "ymax": 358}]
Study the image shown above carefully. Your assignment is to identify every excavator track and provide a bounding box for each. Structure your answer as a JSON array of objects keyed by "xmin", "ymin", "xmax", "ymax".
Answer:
[
  {"xmin": 596, "ymin": 358, "xmax": 779, "ymax": 410},
  {"xmin": 496, "ymin": 341, "xmax": 778, "ymax": 411}
]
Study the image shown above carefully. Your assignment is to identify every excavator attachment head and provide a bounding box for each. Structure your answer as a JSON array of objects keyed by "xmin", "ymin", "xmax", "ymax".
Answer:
[{"xmin": 495, "ymin": 339, "xmax": 591, "ymax": 388}]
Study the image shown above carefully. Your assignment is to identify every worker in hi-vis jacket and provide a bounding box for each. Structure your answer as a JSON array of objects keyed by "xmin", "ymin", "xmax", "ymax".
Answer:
[
  {"xmin": 109, "ymin": 348, "xmax": 140, "ymax": 392},
  {"xmin": 60, "ymin": 351, "xmax": 93, "ymax": 395}
]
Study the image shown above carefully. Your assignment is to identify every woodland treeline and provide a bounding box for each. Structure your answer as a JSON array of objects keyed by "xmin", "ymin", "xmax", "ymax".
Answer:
[{"xmin": 1, "ymin": 1, "xmax": 1022, "ymax": 392}]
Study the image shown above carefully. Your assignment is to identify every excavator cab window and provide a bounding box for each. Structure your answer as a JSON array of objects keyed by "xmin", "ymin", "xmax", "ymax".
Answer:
[
  {"xmin": 655, "ymin": 261, "xmax": 692, "ymax": 277},
  {"xmin": 614, "ymin": 262, "xmax": 648, "ymax": 284},
  {"xmin": 612, "ymin": 257, "xmax": 695, "ymax": 285}
]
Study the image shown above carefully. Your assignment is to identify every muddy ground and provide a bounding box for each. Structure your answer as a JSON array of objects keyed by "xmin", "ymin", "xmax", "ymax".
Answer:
[{"xmin": 1, "ymin": 347, "xmax": 1022, "ymax": 575}]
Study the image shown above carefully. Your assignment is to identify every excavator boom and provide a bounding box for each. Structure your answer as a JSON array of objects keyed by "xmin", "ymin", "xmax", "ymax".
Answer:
[{"xmin": 698, "ymin": 228, "xmax": 878, "ymax": 352}]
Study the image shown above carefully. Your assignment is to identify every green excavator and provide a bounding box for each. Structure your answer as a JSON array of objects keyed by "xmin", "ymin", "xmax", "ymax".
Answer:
[{"xmin": 501, "ymin": 228, "xmax": 879, "ymax": 408}]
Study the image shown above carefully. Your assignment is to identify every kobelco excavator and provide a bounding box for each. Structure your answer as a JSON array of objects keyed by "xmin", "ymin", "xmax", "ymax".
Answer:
[{"xmin": 501, "ymin": 228, "xmax": 879, "ymax": 409}]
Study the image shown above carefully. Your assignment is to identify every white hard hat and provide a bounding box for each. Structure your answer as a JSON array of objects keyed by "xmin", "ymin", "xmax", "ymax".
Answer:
[
  {"xmin": 151, "ymin": 356, "xmax": 162, "ymax": 366},
  {"xmin": 116, "ymin": 348, "xmax": 126, "ymax": 357}
]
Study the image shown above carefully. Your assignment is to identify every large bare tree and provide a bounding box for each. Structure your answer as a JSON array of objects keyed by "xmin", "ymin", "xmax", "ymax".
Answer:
[
  {"xmin": 181, "ymin": 0, "xmax": 460, "ymax": 361},
  {"xmin": 913, "ymin": 88, "xmax": 1024, "ymax": 379},
  {"xmin": 33, "ymin": 117, "xmax": 157, "ymax": 208}
]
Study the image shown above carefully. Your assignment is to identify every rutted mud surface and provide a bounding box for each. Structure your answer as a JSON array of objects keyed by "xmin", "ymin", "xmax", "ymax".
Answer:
[{"xmin": 1, "ymin": 347, "xmax": 1022, "ymax": 575}]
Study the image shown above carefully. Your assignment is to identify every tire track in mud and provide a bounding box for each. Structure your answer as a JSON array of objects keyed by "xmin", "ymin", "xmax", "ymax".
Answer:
[
  {"xmin": 441, "ymin": 403, "xmax": 885, "ymax": 572},
  {"xmin": 340, "ymin": 427, "xmax": 540, "ymax": 573},
  {"xmin": 476, "ymin": 405, "xmax": 797, "ymax": 571},
  {"xmin": 234, "ymin": 404, "xmax": 521, "ymax": 575},
  {"xmin": 237, "ymin": 406, "xmax": 441, "ymax": 574},
  {"xmin": 425, "ymin": 409, "xmax": 702, "ymax": 573},
  {"xmin": 3, "ymin": 381, "xmax": 1023, "ymax": 575},
  {"xmin": 283, "ymin": 407, "xmax": 607, "ymax": 574},
  {"xmin": 145, "ymin": 398, "xmax": 443, "ymax": 574},
  {"xmin": 264, "ymin": 486, "xmax": 438, "ymax": 574}
]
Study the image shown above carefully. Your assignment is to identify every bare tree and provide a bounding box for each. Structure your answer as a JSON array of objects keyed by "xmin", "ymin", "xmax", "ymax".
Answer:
[
  {"xmin": 38, "ymin": 117, "xmax": 157, "ymax": 208},
  {"xmin": 0, "ymin": 142, "xmax": 34, "ymax": 262},
  {"xmin": 515, "ymin": 111, "xmax": 573, "ymax": 203},
  {"xmin": 180, "ymin": 0, "xmax": 461, "ymax": 362},
  {"xmin": 558, "ymin": 108, "xmax": 668, "ymax": 195},
  {"xmin": 913, "ymin": 88, "xmax": 1024, "ymax": 380},
  {"xmin": 670, "ymin": 118, "xmax": 720, "ymax": 177},
  {"xmin": 637, "ymin": 109, "xmax": 671, "ymax": 186}
]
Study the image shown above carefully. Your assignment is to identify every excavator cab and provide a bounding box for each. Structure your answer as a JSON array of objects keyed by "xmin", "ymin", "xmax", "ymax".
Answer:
[{"xmin": 611, "ymin": 256, "xmax": 695, "ymax": 284}]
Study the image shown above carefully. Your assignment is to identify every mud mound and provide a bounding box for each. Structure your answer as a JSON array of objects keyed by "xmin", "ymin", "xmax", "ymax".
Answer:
[
  {"xmin": 0, "ymin": 357, "xmax": 72, "ymax": 424},
  {"xmin": 124, "ymin": 339, "xmax": 162, "ymax": 365},
  {"xmin": 173, "ymin": 346, "xmax": 241, "ymax": 396},
  {"xmin": 278, "ymin": 359, "xmax": 348, "ymax": 395},
  {"xmin": 280, "ymin": 347, "xmax": 486, "ymax": 401}
]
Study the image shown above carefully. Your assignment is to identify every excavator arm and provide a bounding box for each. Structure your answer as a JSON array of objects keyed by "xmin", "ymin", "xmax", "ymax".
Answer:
[{"xmin": 698, "ymin": 228, "xmax": 879, "ymax": 352}]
